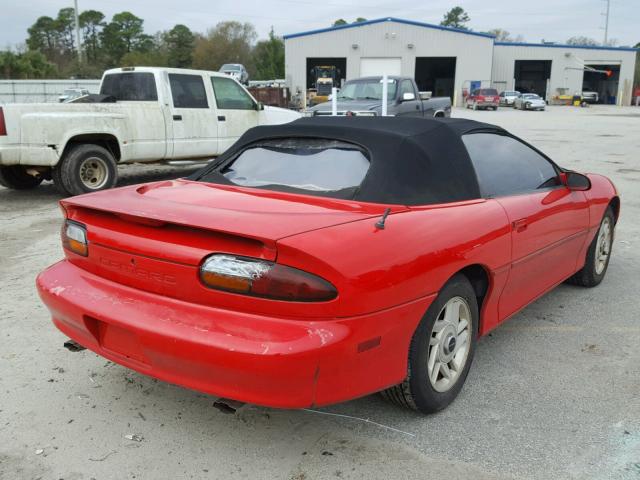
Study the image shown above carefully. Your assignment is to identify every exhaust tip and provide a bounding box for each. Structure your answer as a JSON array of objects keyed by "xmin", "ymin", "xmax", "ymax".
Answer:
[
  {"xmin": 213, "ymin": 398, "xmax": 245, "ymax": 414},
  {"xmin": 63, "ymin": 340, "xmax": 86, "ymax": 352}
]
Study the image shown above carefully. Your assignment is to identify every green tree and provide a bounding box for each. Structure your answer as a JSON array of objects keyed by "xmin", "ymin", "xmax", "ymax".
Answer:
[
  {"xmin": 0, "ymin": 50, "xmax": 57, "ymax": 79},
  {"xmin": 26, "ymin": 9, "xmax": 77, "ymax": 73},
  {"xmin": 55, "ymin": 8, "xmax": 77, "ymax": 53},
  {"xmin": 193, "ymin": 21, "xmax": 256, "ymax": 73},
  {"xmin": 101, "ymin": 12, "xmax": 152, "ymax": 65},
  {"xmin": 332, "ymin": 19, "xmax": 347, "ymax": 26},
  {"xmin": 79, "ymin": 10, "xmax": 105, "ymax": 62},
  {"xmin": 164, "ymin": 24, "xmax": 194, "ymax": 68},
  {"xmin": 26, "ymin": 16, "xmax": 58, "ymax": 55},
  {"xmin": 566, "ymin": 36, "xmax": 599, "ymax": 46},
  {"xmin": 354, "ymin": 17, "xmax": 367, "ymax": 23},
  {"xmin": 252, "ymin": 27, "xmax": 284, "ymax": 80},
  {"xmin": 440, "ymin": 7, "xmax": 470, "ymax": 30}
]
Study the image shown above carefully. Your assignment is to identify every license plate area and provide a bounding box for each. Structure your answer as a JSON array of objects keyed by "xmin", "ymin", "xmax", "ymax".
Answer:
[{"xmin": 84, "ymin": 316, "xmax": 149, "ymax": 365}]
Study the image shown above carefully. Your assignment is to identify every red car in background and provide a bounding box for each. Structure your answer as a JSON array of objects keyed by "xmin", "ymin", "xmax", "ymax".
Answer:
[
  {"xmin": 37, "ymin": 117, "xmax": 619, "ymax": 414},
  {"xmin": 466, "ymin": 88, "xmax": 500, "ymax": 110}
]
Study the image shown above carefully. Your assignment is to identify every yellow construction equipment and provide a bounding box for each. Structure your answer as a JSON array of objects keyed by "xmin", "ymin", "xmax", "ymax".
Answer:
[{"xmin": 308, "ymin": 66, "xmax": 340, "ymax": 106}]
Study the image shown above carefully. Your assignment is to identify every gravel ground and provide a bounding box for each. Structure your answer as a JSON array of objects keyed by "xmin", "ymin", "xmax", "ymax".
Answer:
[{"xmin": 1, "ymin": 105, "xmax": 639, "ymax": 480}]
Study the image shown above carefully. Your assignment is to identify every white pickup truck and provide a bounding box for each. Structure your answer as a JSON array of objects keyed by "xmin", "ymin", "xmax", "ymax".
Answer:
[{"xmin": 0, "ymin": 67, "xmax": 300, "ymax": 195}]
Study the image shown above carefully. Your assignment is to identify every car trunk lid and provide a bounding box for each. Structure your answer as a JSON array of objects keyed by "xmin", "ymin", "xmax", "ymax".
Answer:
[{"xmin": 60, "ymin": 180, "xmax": 405, "ymax": 308}]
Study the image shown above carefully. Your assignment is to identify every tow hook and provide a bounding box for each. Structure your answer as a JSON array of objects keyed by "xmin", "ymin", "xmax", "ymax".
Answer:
[{"xmin": 63, "ymin": 339, "xmax": 86, "ymax": 352}]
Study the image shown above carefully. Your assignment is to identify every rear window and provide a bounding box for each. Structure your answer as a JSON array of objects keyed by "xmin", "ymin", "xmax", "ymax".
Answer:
[
  {"xmin": 479, "ymin": 89, "xmax": 498, "ymax": 95},
  {"xmin": 100, "ymin": 72, "xmax": 157, "ymax": 101},
  {"xmin": 207, "ymin": 139, "xmax": 370, "ymax": 195}
]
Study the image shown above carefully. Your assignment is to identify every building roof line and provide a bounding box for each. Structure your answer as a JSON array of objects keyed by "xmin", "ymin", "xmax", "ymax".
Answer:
[
  {"xmin": 495, "ymin": 41, "xmax": 638, "ymax": 52},
  {"xmin": 283, "ymin": 17, "xmax": 496, "ymax": 40}
]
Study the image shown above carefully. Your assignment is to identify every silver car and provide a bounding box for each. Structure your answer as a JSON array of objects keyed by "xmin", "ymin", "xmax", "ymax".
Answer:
[
  {"xmin": 582, "ymin": 91, "xmax": 599, "ymax": 104},
  {"xmin": 499, "ymin": 90, "xmax": 520, "ymax": 106},
  {"xmin": 513, "ymin": 93, "xmax": 546, "ymax": 111},
  {"xmin": 219, "ymin": 64, "xmax": 249, "ymax": 85},
  {"xmin": 58, "ymin": 88, "xmax": 90, "ymax": 103}
]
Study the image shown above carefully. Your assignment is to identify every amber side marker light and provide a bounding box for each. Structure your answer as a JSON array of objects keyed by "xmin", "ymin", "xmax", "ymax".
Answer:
[
  {"xmin": 200, "ymin": 254, "xmax": 337, "ymax": 302},
  {"xmin": 62, "ymin": 220, "xmax": 88, "ymax": 256}
]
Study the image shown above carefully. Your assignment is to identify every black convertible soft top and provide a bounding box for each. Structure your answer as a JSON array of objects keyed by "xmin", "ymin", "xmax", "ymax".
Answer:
[{"xmin": 191, "ymin": 116, "xmax": 507, "ymax": 205}]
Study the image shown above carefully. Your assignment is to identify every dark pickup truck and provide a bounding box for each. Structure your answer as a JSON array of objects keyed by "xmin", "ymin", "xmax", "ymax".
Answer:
[{"xmin": 307, "ymin": 76, "xmax": 451, "ymax": 118}]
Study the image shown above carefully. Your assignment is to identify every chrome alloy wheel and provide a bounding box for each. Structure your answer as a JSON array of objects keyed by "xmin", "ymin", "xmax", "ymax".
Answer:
[
  {"xmin": 427, "ymin": 296, "xmax": 472, "ymax": 393},
  {"xmin": 595, "ymin": 216, "xmax": 613, "ymax": 275},
  {"xmin": 79, "ymin": 156, "xmax": 109, "ymax": 190}
]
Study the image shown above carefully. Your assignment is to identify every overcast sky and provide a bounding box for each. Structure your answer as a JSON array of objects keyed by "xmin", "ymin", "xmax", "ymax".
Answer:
[{"xmin": 2, "ymin": 0, "xmax": 638, "ymax": 49}]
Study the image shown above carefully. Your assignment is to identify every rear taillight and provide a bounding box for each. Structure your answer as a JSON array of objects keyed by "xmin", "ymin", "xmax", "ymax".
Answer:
[
  {"xmin": 200, "ymin": 254, "xmax": 337, "ymax": 302},
  {"xmin": 0, "ymin": 107, "xmax": 6, "ymax": 136},
  {"xmin": 62, "ymin": 220, "xmax": 88, "ymax": 256}
]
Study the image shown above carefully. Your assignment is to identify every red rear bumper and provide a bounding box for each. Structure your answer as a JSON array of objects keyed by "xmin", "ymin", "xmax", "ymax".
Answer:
[{"xmin": 37, "ymin": 260, "xmax": 433, "ymax": 408}]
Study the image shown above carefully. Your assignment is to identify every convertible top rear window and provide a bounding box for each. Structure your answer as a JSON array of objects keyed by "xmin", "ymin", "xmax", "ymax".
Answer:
[
  {"xmin": 203, "ymin": 139, "xmax": 369, "ymax": 197},
  {"xmin": 190, "ymin": 117, "xmax": 496, "ymax": 205}
]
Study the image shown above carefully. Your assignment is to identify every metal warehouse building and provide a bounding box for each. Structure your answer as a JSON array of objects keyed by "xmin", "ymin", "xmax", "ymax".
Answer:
[
  {"xmin": 283, "ymin": 17, "xmax": 637, "ymax": 106},
  {"xmin": 492, "ymin": 43, "xmax": 637, "ymax": 105},
  {"xmin": 284, "ymin": 18, "xmax": 495, "ymax": 107}
]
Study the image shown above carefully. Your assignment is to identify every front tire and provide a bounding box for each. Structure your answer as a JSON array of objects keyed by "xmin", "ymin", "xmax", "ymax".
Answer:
[
  {"xmin": 381, "ymin": 274, "xmax": 478, "ymax": 413},
  {"xmin": 53, "ymin": 144, "xmax": 118, "ymax": 196},
  {"xmin": 567, "ymin": 207, "xmax": 615, "ymax": 287}
]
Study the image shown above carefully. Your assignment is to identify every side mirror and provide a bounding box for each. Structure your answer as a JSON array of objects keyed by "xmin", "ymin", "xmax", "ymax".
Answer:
[
  {"xmin": 401, "ymin": 92, "xmax": 416, "ymax": 102},
  {"xmin": 255, "ymin": 101, "xmax": 264, "ymax": 111},
  {"xmin": 562, "ymin": 171, "xmax": 591, "ymax": 191}
]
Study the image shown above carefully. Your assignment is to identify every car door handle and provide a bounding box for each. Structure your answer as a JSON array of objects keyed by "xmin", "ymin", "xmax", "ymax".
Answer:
[
  {"xmin": 415, "ymin": 105, "xmax": 420, "ymax": 110},
  {"xmin": 217, "ymin": 115, "xmax": 226, "ymax": 121},
  {"xmin": 172, "ymin": 115, "xmax": 182, "ymax": 121},
  {"xmin": 512, "ymin": 218, "xmax": 528, "ymax": 232}
]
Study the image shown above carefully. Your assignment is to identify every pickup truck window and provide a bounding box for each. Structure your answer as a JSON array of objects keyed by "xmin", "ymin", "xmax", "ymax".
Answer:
[
  {"xmin": 211, "ymin": 77, "xmax": 255, "ymax": 110},
  {"xmin": 169, "ymin": 74, "xmax": 208, "ymax": 108},
  {"xmin": 338, "ymin": 79, "xmax": 398, "ymax": 101},
  {"xmin": 100, "ymin": 73, "xmax": 157, "ymax": 101},
  {"xmin": 399, "ymin": 80, "xmax": 415, "ymax": 97},
  {"xmin": 212, "ymin": 139, "xmax": 369, "ymax": 195}
]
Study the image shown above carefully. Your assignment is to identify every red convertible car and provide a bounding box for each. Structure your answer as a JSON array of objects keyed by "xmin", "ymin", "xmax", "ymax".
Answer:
[{"xmin": 37, "ymin": 117, "xmax": 619, "ymax": 413}]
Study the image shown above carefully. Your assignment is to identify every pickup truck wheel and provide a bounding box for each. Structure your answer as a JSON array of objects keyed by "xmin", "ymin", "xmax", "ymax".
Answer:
[
  {"xmin": 0, "ymin": 166, "xmax": 44, "ymax": 190},
  {"xmin": 53, "ymin": 144, "xmax": 118, "ymax": 196}
]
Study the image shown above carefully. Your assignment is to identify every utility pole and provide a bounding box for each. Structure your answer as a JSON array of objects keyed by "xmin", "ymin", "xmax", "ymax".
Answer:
[
  {"xmin": 602, "ymin": 0, "xmax": 610, "ymax": 45},
  {"xmin": 73, "ymin": 0, "xmax": 82, "ymax": 62}
]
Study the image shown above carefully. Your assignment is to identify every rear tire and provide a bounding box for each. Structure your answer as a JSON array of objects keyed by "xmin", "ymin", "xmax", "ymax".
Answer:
[
  {"xmin": 0, "ymin": 165, "xmax": 43, "ymax": 190},
  {"xmin": 53, "ymin": 144, "xmax": 118, "ymax": 196},
  {"xmin": 567, "ymin": 207, "xmax": 615, "ymax": 287},
  {"xmin": 381, "ymin": 274, "xmax": 478, "ymax": 413}
]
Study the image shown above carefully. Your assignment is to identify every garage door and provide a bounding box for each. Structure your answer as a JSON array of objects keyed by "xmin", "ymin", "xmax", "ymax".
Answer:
[{"xmin": 360, "ymin": 58, "xmax": 402, "ymax": 77}]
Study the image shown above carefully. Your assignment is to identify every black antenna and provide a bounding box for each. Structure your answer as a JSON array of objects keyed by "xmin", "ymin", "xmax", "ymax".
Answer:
[{"xmin": 375, "ymin": 208, "xmax": 391, "ymax": 230}]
